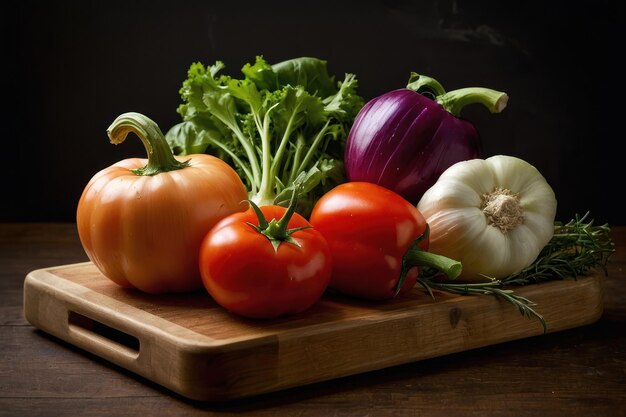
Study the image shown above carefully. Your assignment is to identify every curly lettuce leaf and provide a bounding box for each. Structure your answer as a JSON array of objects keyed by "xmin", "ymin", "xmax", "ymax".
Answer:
[{"xmin": 166, "ymin": 56, "xmax": 364, "ymax": 213}]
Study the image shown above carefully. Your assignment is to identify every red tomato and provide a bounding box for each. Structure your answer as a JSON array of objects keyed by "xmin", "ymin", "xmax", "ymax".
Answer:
[
  {"xmin": 199, "ymin": 205, "xmax": 332, "ymax": 319},
  {"xmin": 309, "ymin": 182, "xmax": 429, "ymax": 300}
]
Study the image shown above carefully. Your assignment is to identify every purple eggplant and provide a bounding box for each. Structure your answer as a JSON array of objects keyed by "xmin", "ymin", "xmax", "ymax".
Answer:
[{"xmin": 344, "ymin": 73, "xmax": 508, "ymax": 204}]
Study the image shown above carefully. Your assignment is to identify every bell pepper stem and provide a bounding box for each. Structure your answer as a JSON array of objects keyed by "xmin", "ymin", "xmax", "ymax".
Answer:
[{"xmin": 107, "ymin": 112, "xmax": 188, "ymax": 176}]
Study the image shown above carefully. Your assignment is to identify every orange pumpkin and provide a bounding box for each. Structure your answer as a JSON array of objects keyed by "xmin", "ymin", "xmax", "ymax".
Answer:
[{"xmin": 77, "ymin": 112, "xmax": 248, "ymax": 293}]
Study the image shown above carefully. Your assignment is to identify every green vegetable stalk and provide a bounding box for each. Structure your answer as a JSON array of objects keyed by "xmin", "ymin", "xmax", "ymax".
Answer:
[{"xmin": 166, "ymin": 56, "xmax": 364, "ymax": 213}]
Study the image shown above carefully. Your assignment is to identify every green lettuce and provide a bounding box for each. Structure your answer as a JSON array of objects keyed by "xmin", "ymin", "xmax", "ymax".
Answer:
[{"xmin": 166, "ymin": 56, "xmax": 363, "ymax": 213}]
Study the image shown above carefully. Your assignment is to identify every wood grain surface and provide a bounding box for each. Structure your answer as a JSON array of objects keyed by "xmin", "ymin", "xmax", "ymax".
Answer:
[
  {"xmin": 2, "ymin": 223, "xmax": 626, "ymax": 416},
  {"xmin": 23, "ymin": 262, "xmax": 604, "ymax": 401}
]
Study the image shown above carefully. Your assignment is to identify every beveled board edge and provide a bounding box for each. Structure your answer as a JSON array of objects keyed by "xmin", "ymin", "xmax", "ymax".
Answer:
[
  {"xmin": 23, "ymin": 263, "xmax": 604, "ymax": 401},
  {"xmin": 23, "ymin": 265, "xmax": 278, "ymax": 399}
]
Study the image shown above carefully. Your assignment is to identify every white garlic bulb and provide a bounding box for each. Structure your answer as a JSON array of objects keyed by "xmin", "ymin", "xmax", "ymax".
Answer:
[{"xmin": 417, "ymin": 155, "xmax": 557, "ymax": 280}]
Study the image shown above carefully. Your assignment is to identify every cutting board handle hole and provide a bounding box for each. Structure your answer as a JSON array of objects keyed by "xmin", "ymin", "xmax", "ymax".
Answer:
[{"xmin": 68, "ymin": 311, "xmax": 140, "ymax": 356}]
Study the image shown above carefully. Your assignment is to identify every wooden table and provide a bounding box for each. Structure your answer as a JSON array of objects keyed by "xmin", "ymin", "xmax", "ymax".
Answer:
[{"xmin": 2, "ymin": 223, "xmax": 625, "ymax": 416}]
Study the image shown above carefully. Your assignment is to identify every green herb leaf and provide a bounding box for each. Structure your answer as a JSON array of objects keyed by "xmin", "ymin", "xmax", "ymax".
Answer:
[
  {"xmin": 165, "ymin": 121, "xmax": 207, "ymax": 156},
  {"xmin": 167, "ymin": 56, "xmax": 364, "ymax": 215},
  {"xmin": 502, "ymin": 212, "xmax": 615, "ymax": 285},
  {"xmin": 271, "ymin": 57, "xmax": 337, "ymax": 97},
  {"xmin": 242, "ymin": 55, "xmax": 277, "ymax": 91}
]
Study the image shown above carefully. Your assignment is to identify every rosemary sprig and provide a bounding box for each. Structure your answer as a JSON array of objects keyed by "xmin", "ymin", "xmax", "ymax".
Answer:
[
  {"xmin": 501, "ymin": 212, "xmax": 614, "ymax": 285},
  {"xmin": 417, "ymin": 212, "xmax": 615, "ymax": 332},
  {"xmin": 417, "ymin": 277, "xmax": 548, "ymax": 331}
]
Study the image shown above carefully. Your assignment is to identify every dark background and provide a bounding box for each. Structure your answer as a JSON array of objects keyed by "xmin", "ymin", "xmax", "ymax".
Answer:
[{"xmin": 3, "ymin": 0, "xmax": 623, "ymax": 224}]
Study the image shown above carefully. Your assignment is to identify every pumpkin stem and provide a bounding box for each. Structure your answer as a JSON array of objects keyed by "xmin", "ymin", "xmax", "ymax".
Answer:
[{"xmin": 107, "ymin": 112, "xmax": 188, "ymax": 176}]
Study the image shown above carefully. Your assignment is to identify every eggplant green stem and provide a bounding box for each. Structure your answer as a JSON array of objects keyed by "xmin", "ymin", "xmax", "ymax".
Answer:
[
  {"xmin": 406, "ymin": 72, "xmax": 446, "ymax": 97},
  {"xmin": 406, "ymin": 73, "xmax": 509, "ymax": 117},
  {"xmin": 437, "ymin": 88, "xmax": 509, "ymax": 117},
  {"xmin": 107, "ymin": 112, "xmax": 188, "ymax": 176}
]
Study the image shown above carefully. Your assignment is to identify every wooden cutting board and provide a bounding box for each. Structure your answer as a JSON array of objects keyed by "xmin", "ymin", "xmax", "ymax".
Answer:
[{"xmin": 23, "ymin": 262, "xmax": 604, "ymax": 401}]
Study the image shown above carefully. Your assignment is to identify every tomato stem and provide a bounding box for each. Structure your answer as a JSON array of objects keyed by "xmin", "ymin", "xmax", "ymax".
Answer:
[
  {"xmin": 405, "ymin": 250, "xmax": 462, "ymax": 280},
  {"xmin": 246, "ymin": 188, "xmax": 311, "ymax": 252},
  {"xmin": 107, "ymin": 112, "xmax": 188, "ymax": 176},
  {"xmin": 275, "ymin": 187, "xmax": 299, "ymax": 237},
  {"xmin": 395, "ymin": 226, "xmax": 462, "ymax": 296}
]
